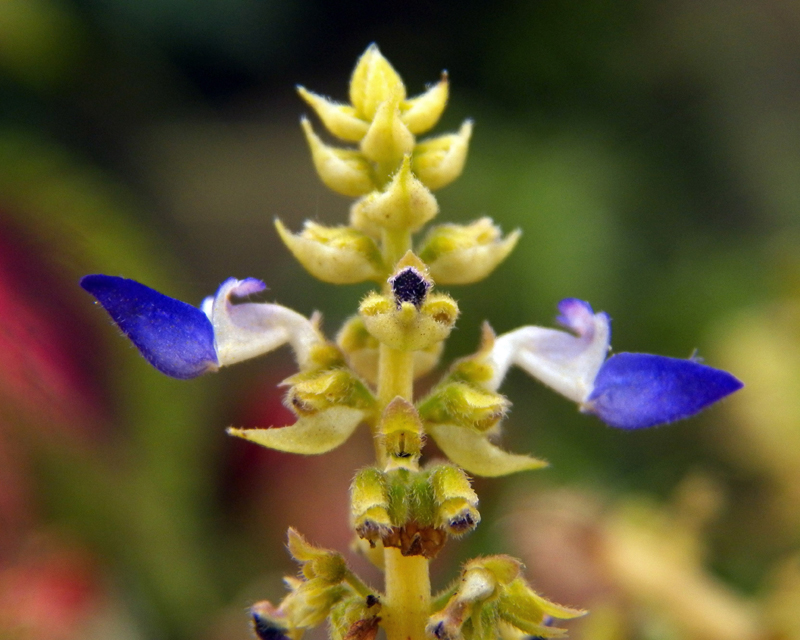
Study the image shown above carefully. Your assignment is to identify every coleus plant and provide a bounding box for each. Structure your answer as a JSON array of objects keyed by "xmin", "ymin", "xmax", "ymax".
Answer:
[{"xmin": 81, "ymin": 45, "xmax": 742, "ymax": 640}]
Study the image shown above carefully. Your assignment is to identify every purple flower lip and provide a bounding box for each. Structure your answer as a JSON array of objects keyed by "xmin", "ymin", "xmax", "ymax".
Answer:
[
  {"xmin": 80, "ymin": 275, "xmax": 218, "ymax": 379},
  {"xmin": 584, "ymin": 352, "xmax": 744, "ymax": 430}
]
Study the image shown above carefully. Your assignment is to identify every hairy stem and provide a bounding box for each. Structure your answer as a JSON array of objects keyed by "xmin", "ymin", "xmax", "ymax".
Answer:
[{"xmin": 382, "ymin": 547, "xmax": 431, "ymax": 640}]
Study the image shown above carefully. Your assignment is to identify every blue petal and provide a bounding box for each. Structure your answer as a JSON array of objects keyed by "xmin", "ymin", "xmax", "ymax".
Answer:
[
  {"xmin": 81, "ymin": 275, "xmax": 218, "ymax": 379},
  {"xmin": 586, "ymin": 353, "xmax": 743, "ymax": 429}
]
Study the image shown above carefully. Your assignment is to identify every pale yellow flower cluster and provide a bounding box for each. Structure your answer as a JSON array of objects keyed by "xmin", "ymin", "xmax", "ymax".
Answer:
[{"xmin": 278, "ymin": 44, "xmax": 517, "ymax": 287}]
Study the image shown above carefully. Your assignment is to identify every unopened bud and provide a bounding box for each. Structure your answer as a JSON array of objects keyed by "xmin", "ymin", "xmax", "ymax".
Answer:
[
  {"xmin": 419, "ymin": 380, "xmax": 509, "ymax": 432},
  {"xmin": 284, "ymin": 367, "xmax": 373, "ymax": 416},
  {"xmin": 287, "ymin": 528, "xmax": 348, "ymax": 584},
  {"xmin": 379, "ymin": 397, "xmax": 425, "ymax": 470},
  {"xmin": 349, "ymin": 44, "xmax": 406, "ymax": 121}
]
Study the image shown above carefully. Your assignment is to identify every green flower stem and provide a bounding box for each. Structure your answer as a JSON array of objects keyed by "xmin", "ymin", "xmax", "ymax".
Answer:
[
  {"xmin": 383, "ymin": 547, "xmax": 432, "ymax": 640},
  {"xmin": 378, "ymin": 344, "xmax": 414, "ymax": 406},
  {"xmin": 344, "ymin": 568, "xmax": 377, "ymax": 599},
  {"xmin": 375, "ymin": 223, "xmax": 430, "ymax": 640}
]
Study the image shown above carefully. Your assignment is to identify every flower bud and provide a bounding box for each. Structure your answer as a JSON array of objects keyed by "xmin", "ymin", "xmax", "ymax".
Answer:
[
  {"xmin": 287, "ymin": 528, "xmax": 348, "ymax": 584},
  {"xmin": 301, "ymin": 118, "xmax": 376, "ymax": 197},
  {"xmin": 429, "ymin": 557, "xmax": 584, "ymax": 640},
  {"xmin": 360, "ymin": 94, "xmax": 416, "ymax": 165},
  {"xmin": 349, "ymin": 44, "xmax": 406, "ymax": 121},
  {"xmin": 428, "ymin": 464, "xmax": 480, "ymax": 536},
  {"xmin": 284, "ymin": 367, "xmax": 373, "ymax": 416},
  {"xmin": 351, "ymin": 156, "xmax": 439, "ymax": 233},
  {"xmin": 447, "ymin": 322, "xmax": 498, "ymax": 387},
  {"xmin": 412, "ymin": 120, "xmax": 472, "ymax": 191},
  {"xmin": 400, "ymin": 72, "xmax": 449, "ymax": 135},
  {"xmin": 276, "ymin": 219, "xmax": 386, "ymax": 284},
  {"xmin": 378, "ymin": 397, "xmax": 425, "ymax": 470},
  {"xmin": 418, "ymin": 218, "xmax": 520, "ymax": 285},
  {"xmin": 297, "ymin": 86, "xmax": 370, "ymax": 142},
  {"xmin": 420, "ymin": 380, "xmax": 509, "ymax": 433}
]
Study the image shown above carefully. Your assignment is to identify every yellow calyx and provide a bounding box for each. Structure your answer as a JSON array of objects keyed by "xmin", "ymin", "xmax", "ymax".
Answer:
[
  {"xmin": 400, "ymin": 72, "xmax": 449, "ymax": 135},
  {"xmin": 378, "ymin": 397, "xmax": 425, "ymax": 471},
  {"xmin": 412, "ymin": 120, "xmax": 473, "ymax": 191},
  {"xmin": 359, "ymin": 92, "xmax": 416, "ymax": 166},
  {"xmin": 276, "ymin": 219, "xmax": 386, "ymax": 284},
  {"xmin": 349, "ymin": 44, "xmax": 407, "ymax": 121},
  {"xmin": 359, "ymin": 290, "xmax": 458, "ymax": 352},
  {"xmin": 297, "ymin": 86, "xmax": 370, "ymax": 142},
  {"xmin": 418, "ymin": 217, "xmax": 521, "ymax": 285},
  {"xmin": 337, "ymin": 316, "xmax": 444, "ymax": 385},
  {"xmin": 301, "ymin": 118, "xmax": 376, "ymax": 197},
  {"xmin": 351, "ymin": 155, "xmax": 439, "ymax": 234}
]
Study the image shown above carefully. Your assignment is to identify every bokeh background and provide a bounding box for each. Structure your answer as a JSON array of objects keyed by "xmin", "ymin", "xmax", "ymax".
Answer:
[{"xmin": 2, "ymin": 1, "xmax": 800, "ymax": 638}]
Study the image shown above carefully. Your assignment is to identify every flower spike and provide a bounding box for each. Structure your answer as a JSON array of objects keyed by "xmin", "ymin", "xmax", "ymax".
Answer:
[
  {"xmin": 490, "ymin": 299, "xmax": 743, "ymax": 429},
  {"xmin": 82, "ymin": 275, "xmax": 322, "ymax": 379}
]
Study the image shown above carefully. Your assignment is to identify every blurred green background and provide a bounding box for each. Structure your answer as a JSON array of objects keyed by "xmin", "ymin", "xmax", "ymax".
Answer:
[{"xmin": 1, "ymin": 1, "xmax": 799, "ymax": 639}]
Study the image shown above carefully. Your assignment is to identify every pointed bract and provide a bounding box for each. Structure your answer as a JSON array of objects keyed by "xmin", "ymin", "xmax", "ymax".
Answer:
[
  {"xmin": 275, "ymin": 219, "xmax": 386, "ymax": 284},
  {"xmin": 412, "ymin": 120, "xmax": 473, "ymax": 191},
  {"xmin": 297, "ymin": 86, "xmax": 369, "ymax": 142},
  {"xmin": 81, "ymin": 274, "xmax": 218, "ymax": 379},
  {"xmin": 228, "ymin": 406, "xmax": 366, "ymax": 455},
  {"xmin": 427, "ymin": 424, "xmax": 548, "ymax": 478},
  {"xmin": 419, "ymin": 218, "xmax": 520, "ymax": 285},
  {"xmin": 301, "ymin": 118, "xmax": 376, "ymax": 197},
  {"xmin": 351, "ymin": 156, "xmax": 439, "ymax": 232},
  {"xmin": 584, "ymin": 353, "xmax": 744, "ymax": 429},
  {"xmin": 401, "ymin": 73, "xmax": 449, "ymax": 135},
  {"xmin": 359, "ymin": 95, "xmax": 415, "ymax": 165}
]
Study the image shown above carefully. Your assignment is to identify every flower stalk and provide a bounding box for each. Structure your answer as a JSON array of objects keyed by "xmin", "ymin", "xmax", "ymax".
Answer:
[{"xmin": 80, "ymin": 44, "xmax": 744, "ymax": 640}]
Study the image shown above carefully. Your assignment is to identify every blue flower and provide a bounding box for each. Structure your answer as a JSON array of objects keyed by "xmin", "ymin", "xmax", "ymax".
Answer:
[
  {"xmin": 489, "ymin": 299, "xmax": 742, "ymax": 429},
  {"xmin": 81, "ymin": 275, "xmax": 320, "ymax": 379}
]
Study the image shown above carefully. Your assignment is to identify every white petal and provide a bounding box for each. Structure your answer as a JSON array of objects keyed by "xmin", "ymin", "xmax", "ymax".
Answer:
[
  {"xmin": 210, "ymin": 278, "xmax": 321, "ymax": 368},
  {"xmin": 488, "ymin": 299, "xmax": 610, "ymax": 402}
]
